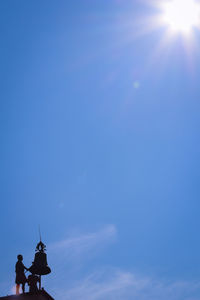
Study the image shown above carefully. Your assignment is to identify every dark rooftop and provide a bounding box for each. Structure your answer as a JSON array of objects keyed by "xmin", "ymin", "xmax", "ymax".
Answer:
[{"xmin": 0, "ymin": 290, "xmax": 54, "ymax": 300}]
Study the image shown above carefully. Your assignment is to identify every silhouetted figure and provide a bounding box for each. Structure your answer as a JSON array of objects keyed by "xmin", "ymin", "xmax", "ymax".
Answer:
[
  {"xmin": 27, "ymin": 274, "xmax": 39, "ymax": 294},
  {"xmin": 15, "ymin": 255, "xmax": 28, "ymax": 295}
]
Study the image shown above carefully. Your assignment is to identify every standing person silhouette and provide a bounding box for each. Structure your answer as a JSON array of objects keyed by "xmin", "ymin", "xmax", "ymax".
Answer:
[{"xmin": 15, "ymin": 254, "xmax": 28, "ymax": 294}]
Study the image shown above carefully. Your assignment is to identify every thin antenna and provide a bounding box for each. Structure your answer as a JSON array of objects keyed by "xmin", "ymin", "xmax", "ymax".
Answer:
[{"xmin": 39, "ymin": 225, "xmax": 42, "ymax": 242}]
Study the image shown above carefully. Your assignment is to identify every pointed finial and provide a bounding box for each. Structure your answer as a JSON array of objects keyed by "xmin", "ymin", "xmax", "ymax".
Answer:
[{"xmin": 39, "ymin": 225, "xmax": 42, "ymax": 242}]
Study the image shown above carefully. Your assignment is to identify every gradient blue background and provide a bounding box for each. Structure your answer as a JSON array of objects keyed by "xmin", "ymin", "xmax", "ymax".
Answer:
[{"xmin": 1, "ymin": 0, "xmax": 200, "ymax": 298}]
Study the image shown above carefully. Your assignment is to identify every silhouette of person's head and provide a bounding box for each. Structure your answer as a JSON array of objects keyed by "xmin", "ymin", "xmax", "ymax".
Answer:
[{"xmin": 17, "ymin": 254, "xmax": 23, "ymax": 261}]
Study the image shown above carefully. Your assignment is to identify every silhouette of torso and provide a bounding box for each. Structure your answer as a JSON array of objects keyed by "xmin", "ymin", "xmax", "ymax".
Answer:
[{"xmin": 15, "ymin": 261, "xmax": 26, "ymax": 284}]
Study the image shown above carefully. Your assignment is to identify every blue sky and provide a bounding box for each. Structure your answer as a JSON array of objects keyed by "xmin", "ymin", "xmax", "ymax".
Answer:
[{"xmin": 1, "ymin": 0, "xmax": 200, "ymax": 299}]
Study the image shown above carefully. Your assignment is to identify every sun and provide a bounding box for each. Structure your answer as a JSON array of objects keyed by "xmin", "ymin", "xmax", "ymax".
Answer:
[{"xmin": 161, "ymin": 0, "xmax": 200, "ymax": 33}]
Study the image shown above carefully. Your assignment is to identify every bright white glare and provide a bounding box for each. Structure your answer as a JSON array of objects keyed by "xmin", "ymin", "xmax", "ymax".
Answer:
[{"xmin": 162, "ymin": 0, "xmax": 200, "ymax": 33}]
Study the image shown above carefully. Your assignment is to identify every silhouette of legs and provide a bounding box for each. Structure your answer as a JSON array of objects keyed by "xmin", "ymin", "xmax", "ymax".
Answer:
[
  {"xmin": 16, "ymin": 284, "xmax": 20, "ymax": 295},
  {"xmin": 16, "ymin": 283, "xmax": 25, "ymax": 294}
]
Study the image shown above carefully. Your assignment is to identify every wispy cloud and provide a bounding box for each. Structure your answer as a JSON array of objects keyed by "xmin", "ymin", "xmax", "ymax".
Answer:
[
  {"xmin": 45, "ymin": 225, "xmax": 117, "ymax": 295},
  {"xmin": 54, "ymin": 268, "xmax": 200, "ymax": 300},
  {"xmin": 49, "ymin": 224, "xmax": 117, "ymax": 261},
  {"xmin": 46, "ymin": 225, "xmax": 200, "ymax": 300}
]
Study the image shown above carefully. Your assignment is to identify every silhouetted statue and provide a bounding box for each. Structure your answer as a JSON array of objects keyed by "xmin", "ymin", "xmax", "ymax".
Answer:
[
  {"xmin": 29, "ymin": 241, "xmax": 51, "ymax": 276},
  {"xmin": 15, "ymin": 254, "xmax": 28, "ymax": 295},
  {"xmin": 27, "ymin": 274, "xmax": 39, "ymax": 294}
]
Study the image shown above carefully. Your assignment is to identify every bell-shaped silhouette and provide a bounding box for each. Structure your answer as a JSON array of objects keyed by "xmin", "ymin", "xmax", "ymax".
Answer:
[{"xmin": 29, "ymin": 241, "xmax": 51, "ymax": 276}]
